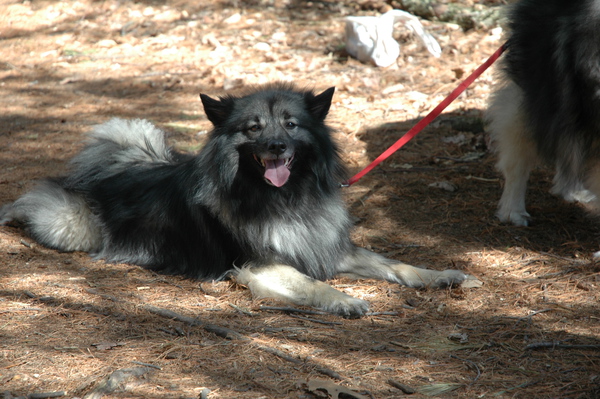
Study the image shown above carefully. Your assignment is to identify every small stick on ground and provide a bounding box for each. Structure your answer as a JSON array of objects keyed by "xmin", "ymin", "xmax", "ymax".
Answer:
[
  {"xmin": 131, "ymin": 360, "xmax": 162, "ymax": 370},
  {"xmin": 288, "ymin": 313, "xmax": 342, "ymax": 325},
  {"xmin": 28, "ymin": 392, "xmax": 66, "ymax": 399},
  {"xmin": 501, "ymin": 308, "xmax": 557, "ymax": 326},
  {"xmin": 229, "ymin": 303, "xmax": 255, "ymax": 316},
  {"xmin": 259, "ymin": 305, "xmax": 328, "ymax": 315},
  {"xmin": 257, "ymin": 345, "xmax": 302, "ymax": 365},
  {"xmin": 388, "ymin": 379, "xmax": 416, "ymax": 394},
  {"xmin": 366, "ymin": 311, "xmax": 400, "ymax": 316},
  {"xmin": 256, "ymin": 345, "xmax": 343, "ymax": 380},
  {"xmin": 143, "ymin": 305, "xmax": 247, "ymax": 341},
  {"xmin": 314, "ymin": 366, "xmax": 344, "ymax": 381},
  {"xmin": 450, "ymin": 354, "xmax": 481, "ymax": 385},
  {"xmin": 525, "ymin": 342, "xmax": 600, "ymax": 351}
]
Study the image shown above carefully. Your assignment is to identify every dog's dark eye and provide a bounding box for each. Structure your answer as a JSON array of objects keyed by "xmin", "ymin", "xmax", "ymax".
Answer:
[
  {"xmin": 248, "ymin": 125, "xmax": 261, "ymax": 132},
  {"xmin": 285, "ymin": 121, "xmax": 297, "ymax": 129}
]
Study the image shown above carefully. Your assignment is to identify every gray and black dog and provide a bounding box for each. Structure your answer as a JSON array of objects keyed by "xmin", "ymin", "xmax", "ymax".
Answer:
[
  {"xmin": 489, "ymin": 0, "xmax": 600, "ymax": 226},
  {"xmin": 1, "ymin": 83, "xmax": 468, "ymax": 317}
]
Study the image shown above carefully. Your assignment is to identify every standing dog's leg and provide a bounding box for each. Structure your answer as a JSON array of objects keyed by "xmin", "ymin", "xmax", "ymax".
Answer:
[
  {"xmin": 337, "ymin": 248, "xmax": 468, "ymax": 288},
  {"xmin": 234, "ymin": 264, "xmax": 370, "ymax": 318},
  {"xmin": 549, "ymin": 141, "xmax": 596, "ymax": 205},
  {"xmin": 488, "ymin": 82, "xmax": 537, "ymax": 226}
]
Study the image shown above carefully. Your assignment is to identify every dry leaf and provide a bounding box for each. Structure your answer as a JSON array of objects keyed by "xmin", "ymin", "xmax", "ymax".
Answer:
[
  {"xmin": 92, "ymin": 342, "xmax": 125, "ymax": 351},
  {"xmin": 299, "ymin": 378, "xmax": 370, "ymax": 399}
]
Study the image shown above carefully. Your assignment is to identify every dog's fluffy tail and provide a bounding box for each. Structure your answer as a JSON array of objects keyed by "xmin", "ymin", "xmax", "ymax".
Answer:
[
  {"xmin": 1, "ymin": 180, "xmax": 103, "ymax": 252},
  {"xmin": 67, "ymin": 118, "xmax": 174, "ymax": 186}
]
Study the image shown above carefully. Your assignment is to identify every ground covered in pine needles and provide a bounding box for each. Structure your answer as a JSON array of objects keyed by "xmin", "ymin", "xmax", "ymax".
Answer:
[{"xmin": 1, "ymin": 1, "xmax": 599, "ymax": 398}]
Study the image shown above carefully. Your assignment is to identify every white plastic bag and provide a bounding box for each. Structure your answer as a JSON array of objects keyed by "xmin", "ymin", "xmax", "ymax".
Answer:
[{"xmin": 345, "ymin": 10, "xmax": 441, "ymax": 67}]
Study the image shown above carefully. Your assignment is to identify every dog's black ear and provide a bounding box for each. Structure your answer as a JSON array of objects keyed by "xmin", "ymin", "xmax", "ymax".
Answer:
[
  {"xmin": 305, "ymin": 87, "xmax": 335, "ymax": 121},
  {"xmin": 200, "ymin": 94, "xmax": 233, "ymax": 126}
]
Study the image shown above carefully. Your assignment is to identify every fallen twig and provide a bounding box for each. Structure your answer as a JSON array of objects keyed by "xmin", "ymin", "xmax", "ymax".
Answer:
[
  {"xmin": 521, "ymin": 309, "xmax": 555, "ymax": 319},
  {"xmin": 388, "ymin": 379, "xmax": 416, "ymax": 394},
  {"xmin": 157, "ymin": 327, "xmax": 180, "ymax": 336},
  {"xmin": 257, "ymin": 345, "xmax": 343, "ymax": 380},
  {"xmin": 143, "ymin": 305, "xmax": 246, "ymax": 340},
  {"xmin": 85, "ymin": 289, "xmax": 123, "ymax": 303},
  {"xmin": 450, "ymin": 354, "xmax": 481, "ymax": 385},
  {"xmin": 314, "ymin": 366, "xmax": 344, "ymax": 381},
  {"xmin": 539, "ymin": 251, "xmax": 587, "ymax": 264},
  {"xmin": 28, "ymin": 392, "xmax": 66, "ymax": 399},
  {"xmin": 0, "ymin": 307, "xmax": 44, "ymax": 314},
  {"xmin": 501, "ymin": 308, "xmax": 558, "ymax": 325},
  {"xmin": 389, "ymin": 341, "xmax": 412, "ymax": 350},
  {"xmin": 257, "ymin": 345, "xmax": 302, "ymax": 364},
  {"xmin": 260, "ymin": 304, "xmax": 393, "ymax": 321},
  {"xmin": 228, "ymin": 303, "xmax": 255, "ymax": 316},
  {"xmin": 131, "ymin": 360, "xmax": 162, "ymax": 370},
  {"xmin": 366, "ymin": 311, "xmax": 400, "ymax": 316},
  {"xmin": 525, "ymin": 342, "xmax": 600, "ymax": 351},
  {"xmin": 288, "ymin": 314, "xmax": 342, "ymax": 325},
  {"xmin": 259, "ymin": 305, "xmax": 327, "ymax": 315}
]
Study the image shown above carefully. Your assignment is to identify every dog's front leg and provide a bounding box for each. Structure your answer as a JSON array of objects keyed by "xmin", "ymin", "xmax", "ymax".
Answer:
[
  {"xmin": 488, "ymin": 82, "xmax": 535, "ymax": 226},
  {"xmin": 337, "ymin": 247, "xmax": 469, "ymax": 289},
  {"xmin": 233, "ymin": 264, "xmax": 369, "ymax": 318}
]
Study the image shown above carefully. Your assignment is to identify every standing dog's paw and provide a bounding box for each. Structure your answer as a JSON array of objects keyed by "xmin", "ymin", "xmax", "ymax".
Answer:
[
  {"xmin": 496, "ymin": 208, "xmax": 530, "ymax": 226},
  {"xmin": 320, "ymin": 296, "xmax": 370, "ymax": 319}
]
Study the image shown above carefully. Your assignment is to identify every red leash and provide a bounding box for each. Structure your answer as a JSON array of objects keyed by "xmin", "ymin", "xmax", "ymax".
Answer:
[{"xmin": 343, "ymin": 42, "xmax": 508, "ymax": 187}]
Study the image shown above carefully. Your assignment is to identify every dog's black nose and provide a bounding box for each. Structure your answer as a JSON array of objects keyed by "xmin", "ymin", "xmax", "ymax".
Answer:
[{"xmin": 268, "ymin": 140, "xmax": 287, "ymax": 155}]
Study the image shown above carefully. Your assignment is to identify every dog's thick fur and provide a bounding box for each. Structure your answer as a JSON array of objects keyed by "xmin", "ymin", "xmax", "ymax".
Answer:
[
  {"xmin": 1, "ymin": 83, "xmax": 468, "ymax": 317},
  {"xmin": 488, "ymin": 0, "xmax": 600, "ymax": 226}
]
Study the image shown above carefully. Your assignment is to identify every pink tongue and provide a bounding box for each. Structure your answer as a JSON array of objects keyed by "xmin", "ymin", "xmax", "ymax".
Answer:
[{"xmin": 264, "ymin": 159, "xmax": 290, "ymax": 187}]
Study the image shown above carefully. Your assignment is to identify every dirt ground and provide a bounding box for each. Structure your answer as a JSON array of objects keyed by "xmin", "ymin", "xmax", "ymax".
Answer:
[{"xmin": 1, "ymin": 0, "xmax": 599, "ymax": 398}]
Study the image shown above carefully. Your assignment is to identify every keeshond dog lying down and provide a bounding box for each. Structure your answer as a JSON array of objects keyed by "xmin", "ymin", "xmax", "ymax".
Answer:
[
  {"xmin": 489, "ymin": 0, "xmax": 600, "ymax": 226},
  {"xmin": 1, "ymin": 83, "xmax": 469, "ymax": 317}
]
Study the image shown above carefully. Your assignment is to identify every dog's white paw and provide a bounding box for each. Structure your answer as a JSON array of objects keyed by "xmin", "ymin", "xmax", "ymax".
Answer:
[
  {"xmin": 496, "ymin": 208, "xmax": 530, "ymax": 226},
  {"xmin": 460, "ymin": 274, "xmax": 484, "ymax": 288},
  {"xmin": 320, "ymin": 296, "xmax": 370, "ymax": 319},
  {"xmin": 562, "ymin": 189, "xmax": 596, "ymax": 204},
  {"xmin": 431, "ymin": 270, "xmax": 469, "ymax": 288}
]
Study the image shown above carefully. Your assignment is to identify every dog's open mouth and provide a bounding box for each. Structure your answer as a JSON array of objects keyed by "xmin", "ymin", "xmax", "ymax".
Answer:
[{"xmin": 253, "ymin": 154, "xmax": 294, "ymax": 187}]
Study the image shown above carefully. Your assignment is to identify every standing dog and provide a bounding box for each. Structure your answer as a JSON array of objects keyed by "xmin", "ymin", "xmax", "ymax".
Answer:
[
  {"xmin": 1, "ymin": 83, "xmax": 468, "ymax": 317},
  {"xmin": 489, "ymin": 0, "xmax": 600, "ymax": 226}
]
